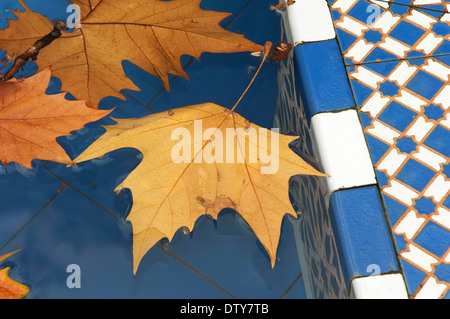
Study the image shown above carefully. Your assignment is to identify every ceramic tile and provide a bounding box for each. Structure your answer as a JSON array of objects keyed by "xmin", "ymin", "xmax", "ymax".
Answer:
[
  {"xmin": 286, "ymin": 0, "xmax": 336, "ymax": 45},
  {"xmin": 329, "ymin": 0, "xmax": 450, "ymax": 64},
  {"xmin": 350, "ymin": 273, "xmax": 408, "ymax": 298},
  {"xmin": 310, "ymin": 109, "xmax": 377, "ymax": 193},
  {"xmin": 328, "ymin": 186, "xmax": 400, "ymax": 284},
  {"xmin": 276, "ymin": 27, "xmax": 348, "ymax": 298},
  {"xmin": 346, "ymin": 31, "xmax": 450, "ymax": 298},
  {"xmin": 293, "ymin": 40, "xmax": 356, "ymax": 120}
]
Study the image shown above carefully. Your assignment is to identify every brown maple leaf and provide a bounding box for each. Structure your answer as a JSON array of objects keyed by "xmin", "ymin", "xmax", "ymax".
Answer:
[
  {"xmin": 0, "ymin": 67, "xmax": 111, "ymax": 169},
  {"xmin": 0, "ymin": 0, "xmax": 264, "ymax": 107}
]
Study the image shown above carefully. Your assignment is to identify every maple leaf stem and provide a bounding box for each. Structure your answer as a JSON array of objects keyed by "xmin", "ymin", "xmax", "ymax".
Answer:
[
  {"xmin": 0, "ymin": 21, "xmax": 69, "ymax": 82},
  {"xmin": 230, "ymin": 42, "xmax": 272, "ymax": 113}
]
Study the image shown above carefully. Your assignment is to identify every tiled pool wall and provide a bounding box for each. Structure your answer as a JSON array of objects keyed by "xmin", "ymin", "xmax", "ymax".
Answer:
[{"xmin": 278, "ymin": 0, "xmax": 450, "ymax": 298}]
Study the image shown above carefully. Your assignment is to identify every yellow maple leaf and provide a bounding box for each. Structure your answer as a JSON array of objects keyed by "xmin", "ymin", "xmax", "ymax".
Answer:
[
  {"xmin": 74, "ymin": 103, "xmax": 326, "ymax": 274},
  {"xmin": 0, "ymin": 0, "xmax": 264, "ymax": 107},
  {"xmin": 0, "ymin": 249, "xmax": 29, "ymax": 299}
]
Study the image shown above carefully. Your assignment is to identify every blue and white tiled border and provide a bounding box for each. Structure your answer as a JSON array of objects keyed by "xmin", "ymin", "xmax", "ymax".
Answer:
[{"xmin": 277, "ymin": 0, "xmax": 411, "ymax": 298}]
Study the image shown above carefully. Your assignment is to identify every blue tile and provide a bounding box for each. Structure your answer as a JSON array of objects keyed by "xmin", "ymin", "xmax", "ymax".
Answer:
[
  {"xmin": 348, "ymin": 75, "xmax": 374, "ymax": 106},
  {"xmin": 378, "ymin": 79, "xmax": 401, "ymax": 97},
  {"xmin": 423, "ymin": 104, "xmax": 445, "ymax": 121},
  {"xmin": 390, "ymin": 3, "xmax": 411, "ymax": 16},
  {"xmin": 405, "ymin": 70, "xmax": 445, "ymax": 100},
  {"xmin": 379, "ymin": 101, "xmax": 417, "ymax": 131},
  {"xmin": 413, "ymin": 196, "xmax": 436, "ymax": 216},
  {"xmin": 414, "ymin": 221, "xmax": 450, "ymax": 258},
  {"xmin": 362, "ymin": 131, "xmax": 391, "ymax": 165},
  {"xmin": 395, "ymin": 135, "xmax": 418, "ymax": 154},
  {"xmin": 336, "ymin": 26, "xmax": 359, "ymax": 52},
  {"xmin": 417, "ymin": 5, "xmax": 447, "ymax": 19},
  {"xmin": 431, "ymin": 21, "xmax": 450, "ymax": 37},
  {"xmin": 443, "ymin": 162, "xmax": 450, "ymax": 178},
  {"xmin": 393, "ymin": 233, "xmax": 408, "ymax": 253},
  {"xmin": 376, "ymin": 170, "xmax": 390, "ymax": 188},
  {"xmin": 328, "ymin": 186, "xmax": 399, "ymax": 284},
  {"xmin": 389, "ymin": 20, "xmax": 426, "ymax": 46},
  {"xmin": 364, "ymin": 47, "xmax": 399, "ymax": 63},
  {"xmin": 434, "ymin": 262, "xmax": 450, "ymax": 283},
  {"xmin": 383, "ymin": 195, "xmax": 409, "ymax": 226},
  {"xmin": 396, "ymin": 158, "xmax": 436, "ymax": 192},
  {"xmin": 294, "ymin": 40, "xmax": 355, "ymax": 121},
  {"xmin": 347, "ymin": 0, "xmax": 380, "ymax": 24},
  {"xmin": 400, "ymin": 259, "xmax": 428, "ymax": 295},
  {"xmin": 363, "ymin": 29, "xmax": 383, "ymax": 45},
  {"xmin": 423, "ymin": 125, "xmax": 450, "ymax": 158}
]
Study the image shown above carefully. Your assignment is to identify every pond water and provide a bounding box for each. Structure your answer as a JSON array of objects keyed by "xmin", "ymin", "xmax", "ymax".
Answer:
[{"xmin": 0, "ymin": 0, "xmax": 308, "ymax": 298}]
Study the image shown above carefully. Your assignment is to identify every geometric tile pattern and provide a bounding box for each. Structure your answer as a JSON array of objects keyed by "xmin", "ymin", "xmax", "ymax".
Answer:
[
  {"xmin": 330, "ymin": 0, "xmax": 450, "ymax": 298},
  {"xmin": 275, "ymin": 17, "xmax": 348, "ymax": 299},
  {"xmin": 332, "ymin": 0, "xmax": 450, "ymax": 64}
]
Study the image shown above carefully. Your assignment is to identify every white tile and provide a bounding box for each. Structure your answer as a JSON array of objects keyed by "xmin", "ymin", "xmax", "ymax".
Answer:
[
  {"xmin": 393, "ymin": 209, "xmax": 426, "ymax": 239},
  {"xmin": 433, "ymin": 85, "xmax": 450, "ymax": 109},
  {"xmin": 406, "ymin": 9, "xmax": 436, "ymax": 29},
  {"xmin": 367, "ymin": 119, "xmax": 401, "ymax": 145},
  {"xmin": 377, "ymin": 148, "xmax": 408, "ymax": 175},
  {"xmin": 387, "ymin": 61, "xmax": 417, "ymax": 86},
  {"xmin": 405, "ymin": 116, "xmax": 434, "ymax": 141},
  {"xmin": 394, "ymin": 90, "xmax": 427, "ymax": 112},
  {"xmin": 383, "ymin": 179, "xmax": 420, "ymax": 205},
  {"xmin": 372, "ymin": 11, "xmax": 400, "ymax": 33},
  {"xmin": 379, "ymin": 37, "xmax": 410, "ymax": 57},
  {"xmin": 422, "ymin": 59, "xmax": 450, "ymax": 82},
  {"xmin": 416, "ymin": 33, "xmax": 444, "ymax": 55},
  {"xmin": 431, "ymin": 206, "xmax": 450, "ymax": 230},
  {"xmin": 441, "ymin": 113, "xmax": 450, "ymax": 129},
  {"xmin": 345, "ymin": 39, "xmax": 374, "ymax": 63},
  {"xmin": 332, "ymin": 0, "xmax": 359, "ymax": 13},
  {"xmin": 310, "ymin": 110, "xmax": 377, "ymax": 193},
  {"xmin": 350, "ymin": 274, "xmax": 409, "ymax": 299},
  {"xmin": 360, "ymin": 92, "xmax": 390, "ymax": 117},
  {"xmin": 286, "ymin": 0, "xmax": 336, "ymax": 45},
  {"xmin": 401, "ymin": 242, "xmax": 438, "ymax": 272},
  {"xmin": 424, "ymin": 175, "xmax": 450, "ymax": 202},
  {"xmin": 415, "ymin": 277, "xmax": 448, "ymax": 299},
  {"xmin": 350, "ymin": 65, "xmax": 384, "ymax": 89},
  {"xmin": 412, "ymin": 146, "xmax": 447, "ymax": 170},
  {"xmin": 335, "ymin": 15, "xmax": 368, "ymax": 36}
]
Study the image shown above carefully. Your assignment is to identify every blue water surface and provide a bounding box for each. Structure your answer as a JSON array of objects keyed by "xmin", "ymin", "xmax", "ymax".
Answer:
[{"xmin": 0, "ymin": 0, "xmax": 307, "ymax": 299}]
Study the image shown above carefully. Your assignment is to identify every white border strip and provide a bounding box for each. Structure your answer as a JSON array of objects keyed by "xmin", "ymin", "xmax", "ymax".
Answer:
[
  {"xmin": 350, "ymin": 274, "xmax": 409, "ymax": 299},
  {"xmin": 286, "ymin": 0, "xmax": 336, "ymax": 45}
]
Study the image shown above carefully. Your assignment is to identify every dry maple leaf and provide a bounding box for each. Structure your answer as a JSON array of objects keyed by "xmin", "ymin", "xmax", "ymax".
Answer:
[
  {"xmin": 0, "ymin": 67, "xmax": 111, "ymax": 169},
  {"xmin": 0, "ymin": 0, "xmax": 264, "ymax": 107},
  {"xmin": 0, "ymin": 249, "xmax": 29, "ymax": 299},
  {"xmin": 74, "ymin": 103, "xmax": 326, "ymax": 274}
]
